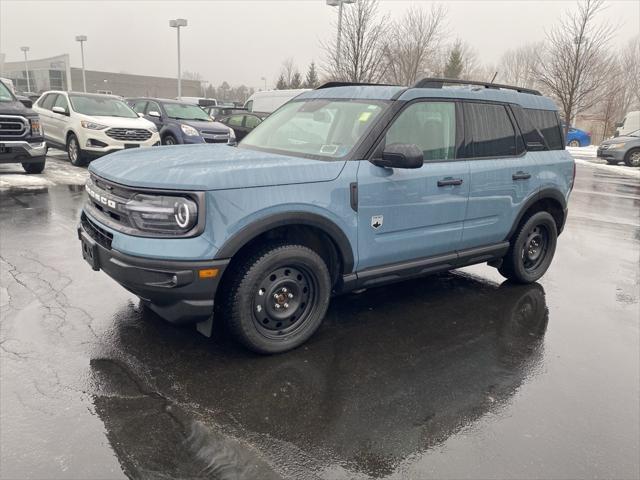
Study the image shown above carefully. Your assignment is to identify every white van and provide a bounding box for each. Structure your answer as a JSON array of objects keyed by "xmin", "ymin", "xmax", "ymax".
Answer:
[
  {"xmin": 616, "ymin": 110, "xmax": 640, "ymax": 137},
  {"xmin": 244, "ymin": 89, "xmax": 310, "ymax": 114}
]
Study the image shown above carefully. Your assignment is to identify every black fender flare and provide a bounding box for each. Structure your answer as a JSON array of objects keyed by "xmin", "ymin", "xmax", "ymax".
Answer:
[
  {"xmin": 505, "ymin": 188, "xmax": 567, "ymax": 241},
  {"xmin": 214, "ymin": 211, "xmax": 355, "ymax": 273}
]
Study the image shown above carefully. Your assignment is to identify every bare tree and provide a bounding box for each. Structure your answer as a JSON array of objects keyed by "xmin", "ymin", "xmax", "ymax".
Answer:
[
  {"xmin": 533, "ymin": 0, "xmax": 615, "ymax": 133},
  {"xmin": 322, "ymin": 0, "xmax": 389, "ymax": 83},
  {"xmin": 280, "ymin": 58, "xmax": 299, "ymax": 87},
  {"xmin": 383, "ymin": 4, "xmax": 448, "ymax": 85},
  {"xmin": 620, "ymin": 35, "xmax": 640, "ymax": 108},
  {"xmin": 497, "ymin": 43, "xmax": 542, "ymax": 88}
]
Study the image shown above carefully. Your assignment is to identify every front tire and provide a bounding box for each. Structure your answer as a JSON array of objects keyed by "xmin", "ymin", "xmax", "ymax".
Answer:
[
  {"xmin": 624, "ymin": 148, "xmax": 640, "ymax": 167},
  {"xmin": 498, "ymin": 211, "xmax": 558, "ymax": 284},
  {"xmin": 222, "ymin": 243, "xmax": 331, "ymax": 354},
  {"xmin": 163, "ymin": 134, "xmax": 178, "ymax": 145},
  {"xmin": 22, "ymin": 159, "xmax": 46, "ymax": 174},
  {"xmin": 67, "ymin": 133, "xmax": 87, "ymax": 166}
]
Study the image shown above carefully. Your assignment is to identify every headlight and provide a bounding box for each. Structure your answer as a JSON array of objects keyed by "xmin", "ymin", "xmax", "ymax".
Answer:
[
  {"xmin": 608, "ymin": 142, "xmax": 626, "ymax": 150},
  {"xmin": 181, "ymin": 124, "xmax": 199, "ymax": 136},
  {"xmin": 125, "ymin": 194, "xmax": 198, "ymax": 234},
  {"xmin": 81, "ymin": 120, "xmax": 108, "ymax": 130},
  {"xmin": 29, "ymin": 118, "xmax": 42, "ymax": 136},
  {"xmin": 228, "ymin": 127, "xmax": 236, "ymax": 140}
]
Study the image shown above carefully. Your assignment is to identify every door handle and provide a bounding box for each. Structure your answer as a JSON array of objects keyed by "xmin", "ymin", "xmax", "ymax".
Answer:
[
  {"xmin": 437, "ymin": 178, "xmax": 464, "ymax": 187},
  {"xmin": 512, "ymin": 171, "xmax": 531, "ymax": 181}
]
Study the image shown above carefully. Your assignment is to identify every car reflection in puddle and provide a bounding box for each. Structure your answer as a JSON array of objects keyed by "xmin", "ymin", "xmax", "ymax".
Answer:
[{"xmin": 89, "ymin": 272, "xmax": 548, "ymax": 479}]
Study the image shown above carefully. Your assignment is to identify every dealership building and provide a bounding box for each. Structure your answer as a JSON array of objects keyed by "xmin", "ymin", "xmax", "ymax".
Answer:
[{"xmin": 0, "ymin": 53, "xmax": 201, "ymax": 98}]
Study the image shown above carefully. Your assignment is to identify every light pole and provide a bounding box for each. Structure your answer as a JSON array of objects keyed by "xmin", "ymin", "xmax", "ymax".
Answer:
[
  {"xmin": 169, "ymin": 18, "xmax": 187, "ymax": 98},
  {"xmin": 326, "ymin": 0, "xmax": 355, "ymax": 73},
  {"xmin": 20, "ymin": 46, "xmax": 30, "ymax": 92},
  {"xmin": 261, "ymin": 76, "xmax": 267, "ymax": 90},
  {"xmin": 75, "ymin": 35, "xmax": 87, "ymax": 92}
]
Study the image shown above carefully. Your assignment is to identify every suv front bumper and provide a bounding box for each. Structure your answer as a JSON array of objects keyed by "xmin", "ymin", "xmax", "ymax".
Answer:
[
  {"xmin": 78, "ymin": 213, "xmax": 228, "ymax": 324},
  {"xmin": 0, "ymin": 140, "xmax": 47, "ymax": 164}
]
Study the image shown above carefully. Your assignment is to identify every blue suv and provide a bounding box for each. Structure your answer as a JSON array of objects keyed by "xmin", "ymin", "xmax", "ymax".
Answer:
[
  {"xmin": 79, "ymin": 79, "xmax": 574, "ymax": 354},
  {"xmin": 127, "ymin": 97, "xmax": 235, "ymax": 146}
]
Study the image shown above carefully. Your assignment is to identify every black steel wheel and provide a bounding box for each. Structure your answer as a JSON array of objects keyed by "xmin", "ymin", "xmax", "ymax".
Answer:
[
  {"xmin": 163, "ymin": 134, "xmax": 177, "ymax": 145},
  {"xmin": 498, "ymin": 211, "xmax": 558, "ymax": 284},
  {"xmin": 222, "ymin": 243, "xmax": 331, "ymax": 354}
]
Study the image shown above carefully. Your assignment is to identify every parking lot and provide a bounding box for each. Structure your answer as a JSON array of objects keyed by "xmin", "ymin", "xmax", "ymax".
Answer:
[{"xmin": 0, "ymin": 151, "xmax": 638, "ymax": 479}]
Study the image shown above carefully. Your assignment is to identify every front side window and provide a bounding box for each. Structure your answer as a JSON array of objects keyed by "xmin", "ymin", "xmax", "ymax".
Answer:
[
  {"xmin": 132, "ymin": 101, "xmax": 147, "ymax": 114},
  {"xmin": 162, "ymin": 103, "xmax": 211, "ymax": 121},
  {"xmin": 241, "ymin": 99, "xmax": 386, "ymax": 160},
  {"xmin": 465, "ymin": 103, "xmax": 517, "ymax": 157},
  {"xmin": 53, "ymin": 94, "xmax": 69, "ymax": 112},
  {"xmin": 69, "ymin": 95, "xmax": 138, "ymax": 118},
  {"xmin": 384, "ymin": 101, "xmax": 456, "ymax": 161},
  {"xmin": 39, "ymin": 93, "xmax": 56, "ymax": 110}
]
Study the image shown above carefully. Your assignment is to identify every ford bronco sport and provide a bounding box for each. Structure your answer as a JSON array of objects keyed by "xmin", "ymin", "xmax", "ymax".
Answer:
[{"xmin": 78, "ymin": 78, "xmax": 574, "ymax": 354}]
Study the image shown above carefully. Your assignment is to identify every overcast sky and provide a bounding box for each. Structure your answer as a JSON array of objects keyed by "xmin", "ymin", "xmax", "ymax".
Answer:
[{"xmin": 1, "ymin": 0, "xmax": 638, "ymax": 88}]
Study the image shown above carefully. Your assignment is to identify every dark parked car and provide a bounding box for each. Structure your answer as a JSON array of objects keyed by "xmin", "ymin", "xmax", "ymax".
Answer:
[
  {"xmin": 127, "ymin": 97, "xmax": 236, "ymax": 146},
  {"xmin": 217, "ymin": 112, "xmax": 268, "ymax": 141},
  {"xmin": 0, "ymin": 79, "xmax": 47, "ymax": 173}
]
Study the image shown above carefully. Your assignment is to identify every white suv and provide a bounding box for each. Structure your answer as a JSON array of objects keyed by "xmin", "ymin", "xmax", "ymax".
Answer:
[{"xmin": 33, "ymin": 91, "xmax": 160, "ymax": 166}]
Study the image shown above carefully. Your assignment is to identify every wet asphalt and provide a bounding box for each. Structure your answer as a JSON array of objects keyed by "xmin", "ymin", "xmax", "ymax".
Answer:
[{"xmin": 0, "ymin": 159, "xmax": 639, "ymax": 479}]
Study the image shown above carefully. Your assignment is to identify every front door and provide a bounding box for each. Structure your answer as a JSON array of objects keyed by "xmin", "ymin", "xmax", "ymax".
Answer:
[{"xmin": 356, "ymin": 101, "xmax": 470, "ymax": 271}]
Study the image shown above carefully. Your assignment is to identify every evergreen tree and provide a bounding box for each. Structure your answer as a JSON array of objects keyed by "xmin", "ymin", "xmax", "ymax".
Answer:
[
  {"xmin": 290, "ymin": 72, "xmax": 302, "ymax": 89},
  {"xmin": 276, "ymin": 73, "xmax": 287, "ymax": 90},
  {"xmin": 305, "ymin": 62, "xmax": 319, "ymax": 88},
  {"xmin": 444, "ymin": 42, "xmax": 464, "ymax": 79}
]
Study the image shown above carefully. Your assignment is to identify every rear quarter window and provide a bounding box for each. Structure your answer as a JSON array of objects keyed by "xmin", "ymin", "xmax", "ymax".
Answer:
[{"xmin": 524, "ymin": 108, "xmax": 564, "ymax": 150}]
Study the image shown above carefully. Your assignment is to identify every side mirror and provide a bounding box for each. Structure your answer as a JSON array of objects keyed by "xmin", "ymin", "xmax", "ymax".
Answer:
[
  {"xmin": 18, "ymin": 97, "xmax": 33, "ymax": 109},
  {"xmin": 137, "ymin": 112, "xmax": 145, "ymax": 118},
  {"xmin": 372, "ymin": 143, "xmax": 424, "ymax": 169},
  {"xmin": 52, "ymin": 106, "xmax": 68, "ymax": 115},
  {"xmin": 148, "ymin": 110, "xmax": 161, "ymax": 118}
]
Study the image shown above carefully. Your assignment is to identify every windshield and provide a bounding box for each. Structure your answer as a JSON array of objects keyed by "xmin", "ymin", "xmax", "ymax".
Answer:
[
  {"xmin": 626, "ymin": 129, "xmax": 639, "ymax": 137},
  {"xmin": 240, "ymin": 99, "xmax": 386, "ymax": 159},
  {"xmin": 0, "ymin": 81, "xmax": 15, "ymax": 102},
  {"xmin": 162, "ymin": 103, "xmax": 212, "ymax": 121},
  {"xmin": 69, "ymin": 95, "xmax": 138, "ymax": 118}
]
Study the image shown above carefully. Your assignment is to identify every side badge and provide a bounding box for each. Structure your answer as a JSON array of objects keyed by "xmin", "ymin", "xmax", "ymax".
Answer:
[{"xmin": 371, "ymin": 215, "xmax": 383, "ymax": 230}]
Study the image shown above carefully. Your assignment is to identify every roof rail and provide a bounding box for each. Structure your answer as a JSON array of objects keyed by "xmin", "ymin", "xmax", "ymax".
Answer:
[
  {"xmin": 315, "ymin": 81, "xmax": 393, "ymax": 90},
  {"xmin": 413, "ymin": 77, "xmax": 541, "ymax": 96}
]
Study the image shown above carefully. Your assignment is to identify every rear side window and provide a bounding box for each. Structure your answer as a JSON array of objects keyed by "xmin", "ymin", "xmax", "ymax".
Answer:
[
  {"xmin": 464, "ymin": 103, "xmax": 518, "ymax": 158},
  {"xmin": 524, "ymin": 108, "xmax": 564, "ymax": 150},
  {"xmin": 227, "ymin": 115, "xmax": 244, "ymax": 127},
  {"xmin": 245, "ymin": 115, "xmax": 261, "ymax": 129}
]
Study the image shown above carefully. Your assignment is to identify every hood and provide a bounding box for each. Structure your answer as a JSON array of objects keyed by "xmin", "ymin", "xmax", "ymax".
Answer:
[
  {"xmin": 601, "ymin": 135, "xmax": 639, "ymax": 144},
  {"xmin": 0, "ymin": 99, "xmax": 34, "ymax": 116},
  {"xmin": 178, "ymin": 119, "xmax": 229, "ymax": 133},
  {"xmin": 84, "ymin": 115, "xmax": 155, "ymax": 129},
  {"xmin": 88, "ymin": 144, "xmax": 346, "ymax": 191}
]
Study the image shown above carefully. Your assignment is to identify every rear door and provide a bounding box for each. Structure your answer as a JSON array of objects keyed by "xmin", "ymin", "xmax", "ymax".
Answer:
[
  {"xmin": 356, "ymin": 100, "xmax": 470, "ymax": 270},
  {"xmin": 460, "ymin": 102, "xmax": 537, "ymax": 249}
]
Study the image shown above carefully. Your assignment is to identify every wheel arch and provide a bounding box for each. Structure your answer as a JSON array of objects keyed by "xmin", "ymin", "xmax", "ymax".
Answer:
[
  {"xmin": 215, "ymin": 211, "xmax": 355, "ymax": 278},
  {"xmin": 505, "ymin": 189, "xmax": 567, "ymax": 241}
]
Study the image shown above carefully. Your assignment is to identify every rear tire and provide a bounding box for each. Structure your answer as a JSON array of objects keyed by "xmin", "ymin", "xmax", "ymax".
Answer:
[
  {"xmin": 67, "ymin": 133, "xmax": 87, "ymax": 166},
  {"xmin": 498, "ymin": 211, "xmax": 558, "ymax": 284},
  {"xmin": 568, "ymin": 140, "xmax": 580, "ymax": 147},
  {"xmin": 22, "ymin": 159, "xmax": 46, "ymax": 174},
  {"xmin": 624, "ymin": 148, "xmax": 640, "ymax": 167},
  {"xmin": 221, "ymin": 243, "xmax": 331, "ymax": 354}
]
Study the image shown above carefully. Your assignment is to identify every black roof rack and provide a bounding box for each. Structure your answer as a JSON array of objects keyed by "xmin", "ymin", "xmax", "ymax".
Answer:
[
  {"xmin": 315, "ymin": 81, "xmax": 395, "ymax": 90},
  {"xmin": 413, "ymin": 77, "xmax": 541, "ymax": 96}
]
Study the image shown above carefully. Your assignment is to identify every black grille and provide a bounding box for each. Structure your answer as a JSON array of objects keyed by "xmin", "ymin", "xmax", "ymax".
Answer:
[
  {"xmin": 81, "ymin": 212, "xmax": 113, "ymax": 250},
  {"xmin": 105, "ymin": 128, "xmax": 152, "ymax": 141},
  {"xmin": 204, "ymin": 137, "xmax": 229, "ymax": 144}
]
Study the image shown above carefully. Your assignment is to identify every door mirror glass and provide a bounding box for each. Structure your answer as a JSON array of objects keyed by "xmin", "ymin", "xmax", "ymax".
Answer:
[
  {"xmin": 372, "ymin": 143, "xmax": 424, "ymax": 169},
  {"xmin": 52, "ymin": 106, "xmax": 68, "ymax": 115},
  {"xmin": 148, "ymin": 110, "xmax": 161, "ymax": 118}
]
